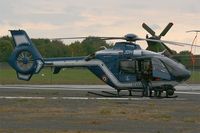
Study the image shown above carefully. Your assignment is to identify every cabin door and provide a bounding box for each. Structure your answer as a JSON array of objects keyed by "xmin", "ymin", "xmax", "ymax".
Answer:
[{"xmin": 135, "ymin": 59, "xmax": 152, "ymax": 81}]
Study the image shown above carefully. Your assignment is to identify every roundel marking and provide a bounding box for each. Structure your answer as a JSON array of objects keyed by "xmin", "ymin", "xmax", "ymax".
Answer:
[{"xmin": 102, "ymin": 75, "xmax": 108, "ymax": 82}]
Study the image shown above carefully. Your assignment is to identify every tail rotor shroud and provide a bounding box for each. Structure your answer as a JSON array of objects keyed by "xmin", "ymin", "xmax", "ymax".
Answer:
[{"xmin": 8, "ymin": 30, "xmax": 44, "ymax": 80}]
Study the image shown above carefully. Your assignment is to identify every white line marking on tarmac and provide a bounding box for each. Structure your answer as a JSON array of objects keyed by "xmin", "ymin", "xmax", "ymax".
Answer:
[
  {"xmin": 0, "ymin": 96, "xmax": 185, "ymax": 101},
  {"xmin": 1, "ymin": 84, "xmax": 200, "ymax": 91},
  {"xmin": 0, "ymin": 96, "xmax": 45, "ymax": 99},
  {"xmin": 0, "ymin": 96, "xmax": 148, "ymax": 100},
  {"xmin": 176, "ymin": 91, "xmax": 200, "ymax": 95},
  {"xmin": 0, "ymin": 85, "xmax": 112, "ymax": 91}
]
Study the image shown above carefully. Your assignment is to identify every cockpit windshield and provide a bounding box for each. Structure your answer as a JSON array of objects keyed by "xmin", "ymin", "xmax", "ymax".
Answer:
[
  {"xmin": 160, "ymin": 57, "xmax": 187, "ymax": 77},
  {"xmin": 152, "ymin": 57, "xmax": 171, "ymax": 80}
]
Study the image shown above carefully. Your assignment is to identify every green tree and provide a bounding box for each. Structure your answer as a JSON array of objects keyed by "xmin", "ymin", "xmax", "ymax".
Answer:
[
  {"xmin": 174, "ymin": 50, "xmax": 193, "ymax": 68},
  {"xmin": 0, "ymin": 36, "xmax": 13, "ymax": 62},
  {"xmin": 0, "ymin": 36, "xmax": 111, "ymax": 61},
  {"xmin": 32, "ymin": 39, "xmax": 69, "ymax": 58},
  {"xmin": 81, "ymin": 37, "xmax": 109, "ymax": 55}
]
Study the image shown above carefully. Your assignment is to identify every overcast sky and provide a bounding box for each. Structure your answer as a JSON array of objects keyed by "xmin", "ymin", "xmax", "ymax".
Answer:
[{"xmin": 0, "ymin": 0, "xmax": 200, "ymax": 52}]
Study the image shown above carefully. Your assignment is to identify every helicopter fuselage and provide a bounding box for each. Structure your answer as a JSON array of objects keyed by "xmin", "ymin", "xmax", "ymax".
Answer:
[
  {"xmin": 44, "ymin": 42, "xmax": 191, "ymax": 91},
  {"xmin": 8, "ymin": 30, "xmax": 192, "ymax": 97}
]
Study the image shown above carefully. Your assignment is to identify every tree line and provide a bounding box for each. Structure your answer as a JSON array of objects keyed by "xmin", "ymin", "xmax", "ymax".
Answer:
[
  {"xmin": 0, "ymin": 36, "xmax": 198, "ymax": 69},
  {"xmin": 0, "ymin": 36, "xmax": 111, "ymax": 62}
]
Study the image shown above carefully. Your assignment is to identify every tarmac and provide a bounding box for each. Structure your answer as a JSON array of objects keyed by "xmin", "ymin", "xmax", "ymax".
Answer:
[{"xmin": 0, "ymin": 84, "xmax": 199, "ymax": 133}]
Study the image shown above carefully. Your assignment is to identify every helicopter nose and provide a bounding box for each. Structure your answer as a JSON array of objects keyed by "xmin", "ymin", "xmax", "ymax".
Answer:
[
  {"xmin": 183, "ymin": 70, "xmax": 191, "ymax": 81},
  {"xmin": 176, "ymin": 69, "xmax": 191, "ymax": 82}
]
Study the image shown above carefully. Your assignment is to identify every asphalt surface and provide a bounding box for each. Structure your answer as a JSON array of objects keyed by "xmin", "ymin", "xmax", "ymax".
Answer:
[{"xmin": 0, "ymin": 84, "xmax": 200, "ymax": 133}]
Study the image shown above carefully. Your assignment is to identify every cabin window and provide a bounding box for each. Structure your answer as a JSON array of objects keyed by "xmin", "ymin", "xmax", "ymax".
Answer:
[{"xmin": 120, "ymin": 60, "xmax": 136, "ymax": 74}]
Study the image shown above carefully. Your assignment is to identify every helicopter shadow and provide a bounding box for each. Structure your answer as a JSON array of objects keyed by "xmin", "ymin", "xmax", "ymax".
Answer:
[
  {"xmin": 88, "ymin": 91, "xmax": 145, "ymax": 98},
  {"xmin": 87, "ymin": 91, "xmax": 178, "ymax": 99}
]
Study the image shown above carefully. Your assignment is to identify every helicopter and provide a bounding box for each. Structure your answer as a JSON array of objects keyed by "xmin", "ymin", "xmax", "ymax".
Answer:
[{"xmin": 8, "ymin": 23, "xmax": 198, "ymax": 98}]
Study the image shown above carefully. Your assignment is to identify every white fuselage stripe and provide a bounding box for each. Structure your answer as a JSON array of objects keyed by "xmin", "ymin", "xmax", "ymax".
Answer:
[
  {"xmin": 45, "ymin": 59, "xmax": 178, "ymax": 88},
  {"xmin": 45, "ymin": 59, "xmax": 134, "ymax": 88}
]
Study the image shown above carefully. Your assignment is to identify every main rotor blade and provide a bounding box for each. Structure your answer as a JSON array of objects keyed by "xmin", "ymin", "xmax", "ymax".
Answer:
[
  {"xmin": 52, "ymin": 36, "xmax": 125, "ymax": 41},
  {"xmin": 162, "ymin": 43, "xmax": 175, "ymax": 55},
  {"xmin": 100, "ymin": 37, "xmax": 125, "ymax": 40},
  {"xmin": 136, "ymin": 37, "xmax": 183, "ymax": 46},
  {"xmin": 159, "ymin": 23, "xmax": 173, "ymax": 38},
  {"xmin": 51, "ymin": 37, "xmax": 87, "ymax": 40},
  {"xmin": 136, "ymin": 37, "xmax": 200, "ymax": 47},
  {"xmin": 142, "ymin": 23, "xmax": 155, "ymax": 36},
  {"xmin": 186, "ymin": 30, "xmax": 200, "ymax": 33},
  {"xmin": 160, "ymin": 40, "xmax": 200, "ymax": 47}
]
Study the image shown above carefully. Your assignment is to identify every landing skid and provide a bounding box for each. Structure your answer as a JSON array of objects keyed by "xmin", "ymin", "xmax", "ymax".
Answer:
[
  {"xmin": 150, "ymin": 91, "xmax": 178, "ymax": 99},
  {"xmin": 166, "ymin": 95, "xmax": 178, "ymax": 98},
  {"xmin": 88, "ymin": 91, "xmax": 137, "ymax": 97},
  {"xmin": 88, "ymin": 91, "xmax": 116, "ymax": 97},
  {"xmin": 102, "ymin": 91, "xmax": 118, "ymax": 96},
  {"xmin": 88, "ymin": 90, "xmax": 178, "ymax": 98}
]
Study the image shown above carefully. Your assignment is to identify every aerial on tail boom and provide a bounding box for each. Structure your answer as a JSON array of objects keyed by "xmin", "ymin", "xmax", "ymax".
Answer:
[{"xmin": 9, "ymin": 24, "xmax": 193, "ymax": 97}]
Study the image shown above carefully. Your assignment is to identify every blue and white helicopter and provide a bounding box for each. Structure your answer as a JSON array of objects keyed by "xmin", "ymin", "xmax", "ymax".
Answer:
[{"xmin": 8, "ymin": 23, "xmax": 197, "ymax": 97}]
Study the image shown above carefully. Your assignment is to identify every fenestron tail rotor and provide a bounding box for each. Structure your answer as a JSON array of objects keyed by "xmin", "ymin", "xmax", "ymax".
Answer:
[
  {"xmin": 16, "ymin": 50, "xmax": 34, "ymax": 72},
  {"xmin": 9, "ymin": 30, "xmax": 44, "ymax": 81}
]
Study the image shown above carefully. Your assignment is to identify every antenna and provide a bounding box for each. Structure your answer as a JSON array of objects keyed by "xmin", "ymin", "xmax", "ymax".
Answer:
[
  {"xmin": 186, "ymin": 30, "xmax": 200, "ymax": 52},
  {"xmin": 186, "ymin": 30, "xmax": 200, "ymax": 65}
]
